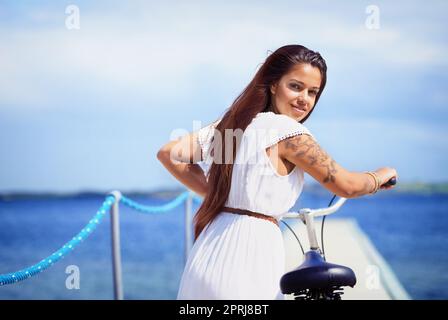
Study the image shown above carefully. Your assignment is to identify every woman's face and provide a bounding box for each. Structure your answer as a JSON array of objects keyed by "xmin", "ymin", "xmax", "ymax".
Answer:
[{"xmin": 270, "ymin": 63, "xmax": 322, "ymax": 122}]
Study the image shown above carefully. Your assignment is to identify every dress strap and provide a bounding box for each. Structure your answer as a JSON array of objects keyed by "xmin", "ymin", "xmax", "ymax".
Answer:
[{"xmin": 222, "ymin": 206, "xmax": 279, "ymax": 227}]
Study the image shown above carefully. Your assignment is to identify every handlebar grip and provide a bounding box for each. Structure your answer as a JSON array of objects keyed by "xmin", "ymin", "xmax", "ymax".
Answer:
[{"xmin": 382, "ymin": 177, "xmax": 397, "ymax": 187}]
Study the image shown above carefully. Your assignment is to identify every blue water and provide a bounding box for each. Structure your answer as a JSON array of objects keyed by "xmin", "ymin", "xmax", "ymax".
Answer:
[{"xmin": 0, "ymin": 191, "xmax": 447, "ymax": 300}]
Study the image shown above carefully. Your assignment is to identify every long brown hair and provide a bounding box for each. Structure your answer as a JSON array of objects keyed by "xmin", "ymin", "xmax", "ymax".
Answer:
[{"xmin": 193, "ymin": 44, "xmax": 328, "ymax": 241}]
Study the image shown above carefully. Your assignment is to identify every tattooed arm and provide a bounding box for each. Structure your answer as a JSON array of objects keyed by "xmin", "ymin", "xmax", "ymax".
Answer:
[{"xmin": 276, "ymin": 134, "xmax": 377, "ymax": 198}]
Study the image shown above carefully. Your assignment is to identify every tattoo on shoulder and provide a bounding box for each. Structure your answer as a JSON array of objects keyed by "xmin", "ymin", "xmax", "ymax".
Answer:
[{"xmin": 284, "ymin": 135, "xmax": 337, "ymax": 184}]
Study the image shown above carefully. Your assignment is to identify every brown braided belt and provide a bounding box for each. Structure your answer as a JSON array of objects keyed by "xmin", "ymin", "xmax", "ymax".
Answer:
[{"xmin": 222, "ymin": 206, "xmax": 279, "ymax": 227}]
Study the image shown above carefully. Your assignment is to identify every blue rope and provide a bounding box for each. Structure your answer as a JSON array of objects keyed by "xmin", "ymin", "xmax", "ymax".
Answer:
[
  {"xmin": 120, "ymin": 191, "xmax": 191, "ymax": 213},
  {"xmin": 0, "ymin": 190, "xmax": 203, "ymax": 286},
  {"xmin": 0, "ymin": 195, "xmax": 115, "ymax": 286}
]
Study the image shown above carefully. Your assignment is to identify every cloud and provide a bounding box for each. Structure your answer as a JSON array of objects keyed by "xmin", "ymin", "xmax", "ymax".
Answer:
[
  {"xmin": 0, "ymin": 1, "xmax": 446, "ymax": 111},
  {"xmin": 312, "ymin": 117, "xmax": 448, "ymax": 145}
]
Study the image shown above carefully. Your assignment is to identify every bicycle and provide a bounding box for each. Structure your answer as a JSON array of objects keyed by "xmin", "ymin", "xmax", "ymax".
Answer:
[{"xmin": 279, "ymin": 177, "xmax": 397, "ymax": 300}]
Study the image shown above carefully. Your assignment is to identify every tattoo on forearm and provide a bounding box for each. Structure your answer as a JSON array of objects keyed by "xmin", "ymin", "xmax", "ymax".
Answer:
[{"xmin": 284, "ymin": 135, "xmax": 338, "ymax": 184}]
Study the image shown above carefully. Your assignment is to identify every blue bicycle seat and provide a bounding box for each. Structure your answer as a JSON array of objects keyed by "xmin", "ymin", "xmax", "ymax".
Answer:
[{"xmin": 280, "ymin": 250, "xmax": 357, "ymax": 294}]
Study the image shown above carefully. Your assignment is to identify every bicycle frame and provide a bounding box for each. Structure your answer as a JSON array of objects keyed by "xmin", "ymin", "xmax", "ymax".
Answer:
[{"xmin": 280, "ymin": 197, "xmax": 356, "ymax": 300}]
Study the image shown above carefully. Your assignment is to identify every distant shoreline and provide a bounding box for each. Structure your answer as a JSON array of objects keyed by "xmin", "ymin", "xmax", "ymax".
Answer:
[{"xmin": 1, "ymin": 182, "xmax": 448, "ymax": 200}]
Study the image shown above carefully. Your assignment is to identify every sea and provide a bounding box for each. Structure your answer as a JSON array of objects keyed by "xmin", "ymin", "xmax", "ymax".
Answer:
[{"xmin": 0, "ymin": 189, "xmax": 447, "ymax": 300}]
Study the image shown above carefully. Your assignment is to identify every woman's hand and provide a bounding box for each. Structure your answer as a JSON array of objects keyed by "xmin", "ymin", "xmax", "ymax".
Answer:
[{"xmin": 375, "ymin": 167, "xmax": 398, "ymax": 190}]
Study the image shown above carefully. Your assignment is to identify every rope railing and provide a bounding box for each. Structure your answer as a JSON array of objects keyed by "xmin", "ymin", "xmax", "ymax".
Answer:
[
  {"xmin": 0, "ymin": 190, "xmax": 202, "ymax": 288},
  {"xmin": 120, "ymin": 191, "xmax": 200, "ymax": 213}
]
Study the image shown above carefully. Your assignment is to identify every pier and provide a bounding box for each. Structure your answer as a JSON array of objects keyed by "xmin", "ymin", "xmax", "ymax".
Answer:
[{"xmin": 282, "ymin": 218, "xmax": 411, "ymax": 300}]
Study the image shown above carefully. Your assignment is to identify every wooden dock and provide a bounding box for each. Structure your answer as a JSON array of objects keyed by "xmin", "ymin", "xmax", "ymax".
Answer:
[{"xmin": 282, "ymin": 218, "xmax": 411, "ymax": 300}]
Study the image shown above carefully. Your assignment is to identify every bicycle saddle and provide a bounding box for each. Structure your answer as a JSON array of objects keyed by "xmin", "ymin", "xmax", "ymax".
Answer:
[{"xmin": 280, "ymin": 250, "xmax": 357, "ymax": 294}]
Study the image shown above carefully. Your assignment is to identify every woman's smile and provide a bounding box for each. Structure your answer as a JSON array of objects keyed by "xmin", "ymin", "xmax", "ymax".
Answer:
[{"xmin": 291, "ymin": 103, "xmax": 306, "ymax": 114}]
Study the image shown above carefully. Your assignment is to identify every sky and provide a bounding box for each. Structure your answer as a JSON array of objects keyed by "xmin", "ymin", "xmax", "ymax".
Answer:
[{"xmin": 0, "ymin": 0, "xmax": 447, "ymax": 194}]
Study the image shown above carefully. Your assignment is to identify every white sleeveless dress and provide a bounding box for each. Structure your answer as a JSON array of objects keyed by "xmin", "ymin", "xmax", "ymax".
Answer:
[{"xmin": 177, "ymin": 111, "xmax": 314, "ymax": 300}]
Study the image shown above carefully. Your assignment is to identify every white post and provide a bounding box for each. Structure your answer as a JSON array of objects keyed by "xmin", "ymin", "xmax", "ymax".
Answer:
[
  {"xmin": 108, "ymin": 190, "xmax": 124, "ymax": 300},
  {"xmin": 184, "ymin": 191, "xmax": 193, "ymax": 265}
]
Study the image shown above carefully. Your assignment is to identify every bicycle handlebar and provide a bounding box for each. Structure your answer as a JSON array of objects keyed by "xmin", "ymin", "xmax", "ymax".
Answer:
[
  {"xmin": 283, "ymin": 197, "xmax": 347, "ymax": 219},
  {"xmin": 383, "ymin": 177, "xmax": 397, "ymax": 187},
  {"xmin": 280, "ymin": 176, "xmax": 398, "ymax": 266}
]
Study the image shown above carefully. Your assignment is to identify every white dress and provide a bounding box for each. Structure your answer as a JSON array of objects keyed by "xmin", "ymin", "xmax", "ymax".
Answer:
[{"xmin": 177, "ymin": 111, "xmax": 314, "ymax": 300}]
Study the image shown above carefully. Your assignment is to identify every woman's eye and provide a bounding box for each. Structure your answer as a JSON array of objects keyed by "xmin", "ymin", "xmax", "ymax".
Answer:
[{"xmin": 290, "ymin": 84, "xmax": 318, "ymax": 96}]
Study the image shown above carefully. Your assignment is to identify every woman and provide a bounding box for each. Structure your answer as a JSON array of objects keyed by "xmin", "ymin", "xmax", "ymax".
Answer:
[{"xmin": 157, "ymin": 45, "xmax": 398, "ymax": 299}]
